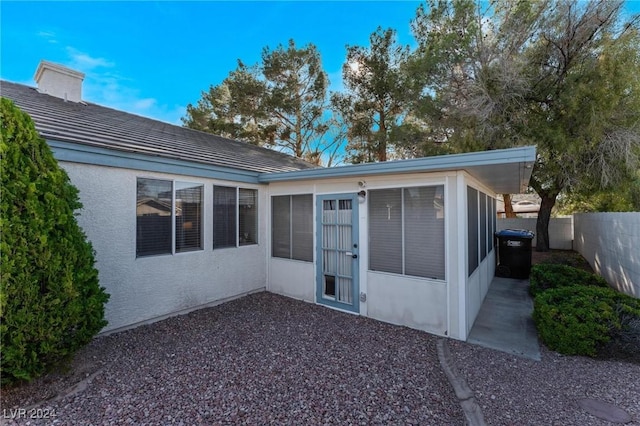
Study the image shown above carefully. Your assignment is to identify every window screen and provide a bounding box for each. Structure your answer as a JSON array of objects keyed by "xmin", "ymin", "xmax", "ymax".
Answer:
[
  {"xmin": 480, "ymin": 192, "xmax": 487, "ymax": 261},
  {"xmin": 175, "ymin": 182, "xmax": 203, "ymax": 253},
  {"xmin": 490, "ymin": 197, "xmax": 496, "ymax": 252},
  {"xmin": 291, "ymin": 194, "xmax": 313, "ymax": 261},
  {"xmin": 271, "ymin": 194, "xmax": 313, "ymax": 261},
  {"xmin": 137, "ymin": 178, "xmax": 173, "ymax": 256},
  {"xmin": 369, "ymin": 188, "xmax": 402, "ymax": 274},
  {"xmin": 272, "ymin": 196, "xmax": 291, "ymax": 258},
  {"xmin": 213, "ymin": 186, "xmax": 237, "ymax": 249},
  {"xmin": 239, "ymin": 189, "xmax": 257, "ymax": 246},
  {"xmin": 369, "ymin": 186, "xmax": 445, "ymax": 279},
  {"xmin": 404, "ymin": 186, "xmax": 445, "ymax": 279},
  {"xmin": 467, "ymin": 186, "xmax": 479, "ymax": 276}
]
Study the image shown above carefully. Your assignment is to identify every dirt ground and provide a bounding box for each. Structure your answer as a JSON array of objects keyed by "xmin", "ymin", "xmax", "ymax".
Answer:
[{"xmin": 531, "ymin": 249, "xmax": 594, "ymax": 272}]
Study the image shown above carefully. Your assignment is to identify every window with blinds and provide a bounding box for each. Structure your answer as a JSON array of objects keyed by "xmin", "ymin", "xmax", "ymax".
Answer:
[
  {"xmin": 213, "ymin": 186, "xmax": 237, "ymax": 249},
  {"xmin": 239, "ymin": 189, "xmax": 257, "ymax": 245},
  {"xmin": 136, "ymin": 178, "xmax": 203, "ymax": 257},
  {"xmin": 271, "ymin": 194, "xmax": 313, "ymax": 262},
  {"xmin": 175, "ymin": 182, "xmax": 203, "ymax": 253},
  {"xmin": 137, "ymin": 178, "xmax": 173, "ymax": 257},
  {"xmin": 369, "ymin": 185, "xmax": 445, "ymax": 280}
]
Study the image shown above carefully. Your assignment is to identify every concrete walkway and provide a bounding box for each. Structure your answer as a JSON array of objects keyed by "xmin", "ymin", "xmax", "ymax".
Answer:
[{"xmin": 467, "ymin": 276, "xmax": 541, "ymax": 360}]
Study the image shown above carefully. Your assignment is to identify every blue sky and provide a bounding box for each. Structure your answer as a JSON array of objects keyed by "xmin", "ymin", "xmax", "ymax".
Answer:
[
  {"xmin": 1, "ymin": 1, "xmax": 423, "ymax": 124},
  {"xmin": 2, "ymin": 1, "xmax": 639, "ymax": 126}
]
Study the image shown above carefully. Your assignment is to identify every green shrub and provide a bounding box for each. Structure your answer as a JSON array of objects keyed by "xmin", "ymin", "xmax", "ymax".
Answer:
[
  {"xmin": 533, "ymin": 285, "xmax": 640, "ymax": 357},
  {"xmin": 0, "ymin": 98, "xmax": 109, "ymax": 385},
  {"xmin": 529, "ymin": 263, "xmax": 608, "ymax": 297}
]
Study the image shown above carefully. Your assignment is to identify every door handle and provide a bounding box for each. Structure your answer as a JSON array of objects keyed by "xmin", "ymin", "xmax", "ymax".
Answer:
[{"xmin": 345, "ymin": 252, "xmax": 358, "ymax": 259}]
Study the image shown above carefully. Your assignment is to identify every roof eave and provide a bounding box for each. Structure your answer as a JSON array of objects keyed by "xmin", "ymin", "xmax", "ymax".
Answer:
[{"xmin": 259, "ymin": 146, "xmax": 536, "ymax": 194}]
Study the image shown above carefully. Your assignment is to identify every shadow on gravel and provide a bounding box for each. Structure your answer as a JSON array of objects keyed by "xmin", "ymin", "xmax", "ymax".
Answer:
[{"xmin": 2, "ymin": 292, "xmax": 464, "ymax": 425}]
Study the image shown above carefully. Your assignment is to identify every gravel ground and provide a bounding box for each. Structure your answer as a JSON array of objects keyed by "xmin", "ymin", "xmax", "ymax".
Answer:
[
  {"xmin": 3, "ymin": 291, "xmax": 639, "ymax": 425},
  {"xmin": 1, "ymin": 293, "xmax": 462, "ymax": 425},
  {"xmin": 448, "ymin": 340, "xmax": 640, "ymax": 425}
]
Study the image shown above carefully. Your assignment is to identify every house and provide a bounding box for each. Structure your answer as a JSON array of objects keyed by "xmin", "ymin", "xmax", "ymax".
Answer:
[{"xmin": 1, "ymin": 61, "xmax": 536, "ymax": 341}]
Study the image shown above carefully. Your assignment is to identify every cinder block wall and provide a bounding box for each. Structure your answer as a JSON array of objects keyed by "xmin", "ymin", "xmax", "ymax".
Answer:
[
  {"xmin": 497, "ymin": 217, "xmax": 573, "ymax": 250},
  {"xmin": 574, "ymin": 213, "xmax": 640, "ymax": 298}
]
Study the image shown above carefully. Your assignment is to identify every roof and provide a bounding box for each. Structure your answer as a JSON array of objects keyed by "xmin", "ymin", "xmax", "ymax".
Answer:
[
  {"xmin": 0, "ymin": 80, "xmax": 316, "ymax": 174},
  {"xmin": 259, "ymin": 146, "xmax": 536, "ymax": 194}
]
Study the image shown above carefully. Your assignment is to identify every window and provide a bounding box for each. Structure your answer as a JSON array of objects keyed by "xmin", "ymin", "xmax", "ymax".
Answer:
[
  {"xmin": 467, "ymin": 187, "xmax": 479, "ymax": 276},
  {"xmin": 239, "ymin": 189, "xmax": 257, "ymax": 245},
  {"xmin": 213, "ymin": 186, "xmax": 236, "ymax": 249},
  {"xmin": 272, "ymin": 194, "xmax": 313, "ymax": 261},
  {"xmin": 490, "ymin": 198, "xmax": 496, "ymax": 252},
  {"xmin": 175, "ymin": 182, "xmax": 203, "ymax": 253},
  {"xmin": 213, "ymin": 186, "xmax": 258, "ymax": 249},
  {"xmin": 480, "ymin": 193, "xmax": 487, "ymax": 261},
  {"xmin": 136, "ymin": 178, "xmax": 203, "ymax": 257},
  {"xmin": 468, "ymin": 187, "xmax": 496, "ymax": 276},
  {"xmin": 369, "ymin": 186, "xmax": 445, "ymax": 280}
]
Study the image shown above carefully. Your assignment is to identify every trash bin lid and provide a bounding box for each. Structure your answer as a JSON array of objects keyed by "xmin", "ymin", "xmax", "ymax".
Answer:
[{"xmin": 495, "ymin": 229, "xmax": 534, "ymax": 239}]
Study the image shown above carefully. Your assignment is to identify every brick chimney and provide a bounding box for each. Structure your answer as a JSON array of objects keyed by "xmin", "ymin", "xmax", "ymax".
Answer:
[{"xmin": 34, "ymin": 60, "xmax": 85, "ymax": 103}]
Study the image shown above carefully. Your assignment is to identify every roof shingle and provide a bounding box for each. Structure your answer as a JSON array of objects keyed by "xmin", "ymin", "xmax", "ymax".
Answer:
[{"xmin": 1, "ymin": 81, "xmax": 317, "ymax": 174}]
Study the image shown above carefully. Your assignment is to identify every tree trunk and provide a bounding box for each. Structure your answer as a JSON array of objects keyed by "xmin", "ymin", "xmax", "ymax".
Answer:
[
  {"xmin": 535, "ymin": 193, "xmax": 558, "ymax": 252},
  {"xmin": 503, "ymin": 194, "xmax": 517, "ymax": 218},
  {"xmin": 377, "ymin": 109, "xmax": 387, "ymax": 162}
]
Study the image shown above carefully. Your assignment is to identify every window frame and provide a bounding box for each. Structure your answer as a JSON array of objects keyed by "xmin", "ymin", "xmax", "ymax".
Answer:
[
  {"xmin": 213, "ymin": 185, "xmax": 258, "ymax": 250},
  {"xmin": 467, "ymin": 185, "xmax": 496, "ymax": 276},
  {"xmin": 368, "ymin": 184, "xmax": 446, "ymax": 280},
  {"xmin": 271, "ymin": 194, "xmax": 314, "ymax": 262},
  {"xmin": 136, "ymin": 177, "xmax": 204, "ymax": 258}
]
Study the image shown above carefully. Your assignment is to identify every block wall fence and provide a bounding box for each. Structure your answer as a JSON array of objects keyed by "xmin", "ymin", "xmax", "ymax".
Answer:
[
  {"xmin": 498, "ymin": 214, "xmax": 639, "ymax": 298},
  {"xmin": 574, "ymin": 213, "xmax": 639, "ymax": 298}
]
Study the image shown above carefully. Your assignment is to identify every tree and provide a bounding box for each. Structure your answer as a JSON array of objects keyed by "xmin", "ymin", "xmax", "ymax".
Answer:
[
  {"xmin": 411, "ymin": 0, "xmax": 640, "ymax": 250},
  {"xmin": 0, "ymin": 98, "xmax": 109, "ymax": 385},
  {"xmin": 331, "ymin": 27, "xmax": 415, "ymax": 163},
  {"xmin": 182, "ymin": 62, "xmax": 270, "ymax": 145},
  {"xmin": 262, "ymin": 39, "xmax": 330, "ymax": 158},
  {"xmin": 525, "ymin": 0, "xmax": 640, "ymax": 249},
  {"xmin": 183, "ymin": 40, "xmax": 340, "ymax": 163}
]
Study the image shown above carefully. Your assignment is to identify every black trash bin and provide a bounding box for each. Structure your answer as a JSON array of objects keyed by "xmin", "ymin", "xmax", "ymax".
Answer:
[{"xmin": 495, "ymin": 229, "xmax": 535, "ymax": 278}]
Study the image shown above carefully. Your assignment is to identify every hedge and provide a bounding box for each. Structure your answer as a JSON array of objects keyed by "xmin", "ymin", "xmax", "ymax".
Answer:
[
  {"xmin": 529, "ymin": 263, "xmax": 608, "ymax": 298},
  {"xmin": 533, "ymin": 285, "xmax": 640, "ymax": 357},
  {"xmin": 0, "ymin": 98, "xmax": 109, "ymax": 385}
]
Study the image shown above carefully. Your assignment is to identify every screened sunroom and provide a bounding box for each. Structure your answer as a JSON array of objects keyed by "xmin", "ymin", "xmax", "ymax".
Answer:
[{"xmin": 262, "ymin": 146, "xmax": 535, "ymax": 341}]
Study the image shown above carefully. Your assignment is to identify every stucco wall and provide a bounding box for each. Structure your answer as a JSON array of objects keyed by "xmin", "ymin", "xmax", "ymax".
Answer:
[
  {"xmin": 574, "ymin": 213, "xmax": 640, "ymax": 298},
  {"xmin": 268, "ymin": 258, "xmax": 315, "ymax": 302},
  {"xmin": 466, "ymin": 252, "xmax": 496, "ymax": 334},
  {"xmin": 463, "ymin": 176, "xmax": 498, "ymax": 338},
  {"xmin": 367, "ymin": 273, "xmax": 448, "ymax": 335},
  {"xmin": 497, "ymin": 217, "xmax": 573, "ymax": 250},
  {"xmin": 61, "ymin": 162, "xmax": 268, "ymax": 332},
  {"xmin": 266, "ymin": 172, "xmax": 457, "ymax": 337}
]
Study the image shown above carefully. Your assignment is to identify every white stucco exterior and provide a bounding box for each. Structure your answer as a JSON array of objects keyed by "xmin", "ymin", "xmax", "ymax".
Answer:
[
  {"xmin": 54, "ymin": 147, "xmax": 531, "ymax": 339},
  {"xmin": 34, "ymin": 61, "xmax": 85, "ymax": 103},
  {"xmin": 56, "ymin": 154, "xmax": 515, "ymax": 341},
  {"xmin": 61, "ymin": 162, "xmax": 268, "ymax": 332},
  {"xmin": 264, "ymin": 171, "xmax": 497, "ymax": 341},
  {"xmin": 4, "ymin": 69, "xmax": 536, "ymax": 342}
]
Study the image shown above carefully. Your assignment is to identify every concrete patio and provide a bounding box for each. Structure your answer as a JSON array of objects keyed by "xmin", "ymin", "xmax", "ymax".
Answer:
[{"xmin": 467, "ymin": 276, "xmax": 541, "ymax": 360}]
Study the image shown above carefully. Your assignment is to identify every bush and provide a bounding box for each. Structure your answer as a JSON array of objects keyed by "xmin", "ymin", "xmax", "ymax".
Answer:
[
  {"xmin": 529, "ymin": 263, "xmax": 608, "ymax": 297},
  {"xmin": 0, "ymin": 98, "xmax": 109, "ymax": 385},
  {"xmin": 533, "ymin": 285, "xmax": 640, "ymax": 357}
]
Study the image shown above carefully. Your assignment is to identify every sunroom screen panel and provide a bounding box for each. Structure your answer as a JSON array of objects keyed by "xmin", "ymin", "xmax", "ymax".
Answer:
[{"xmin": 404, "ymin": 186, "xmax": 445, "ymax": 279}]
